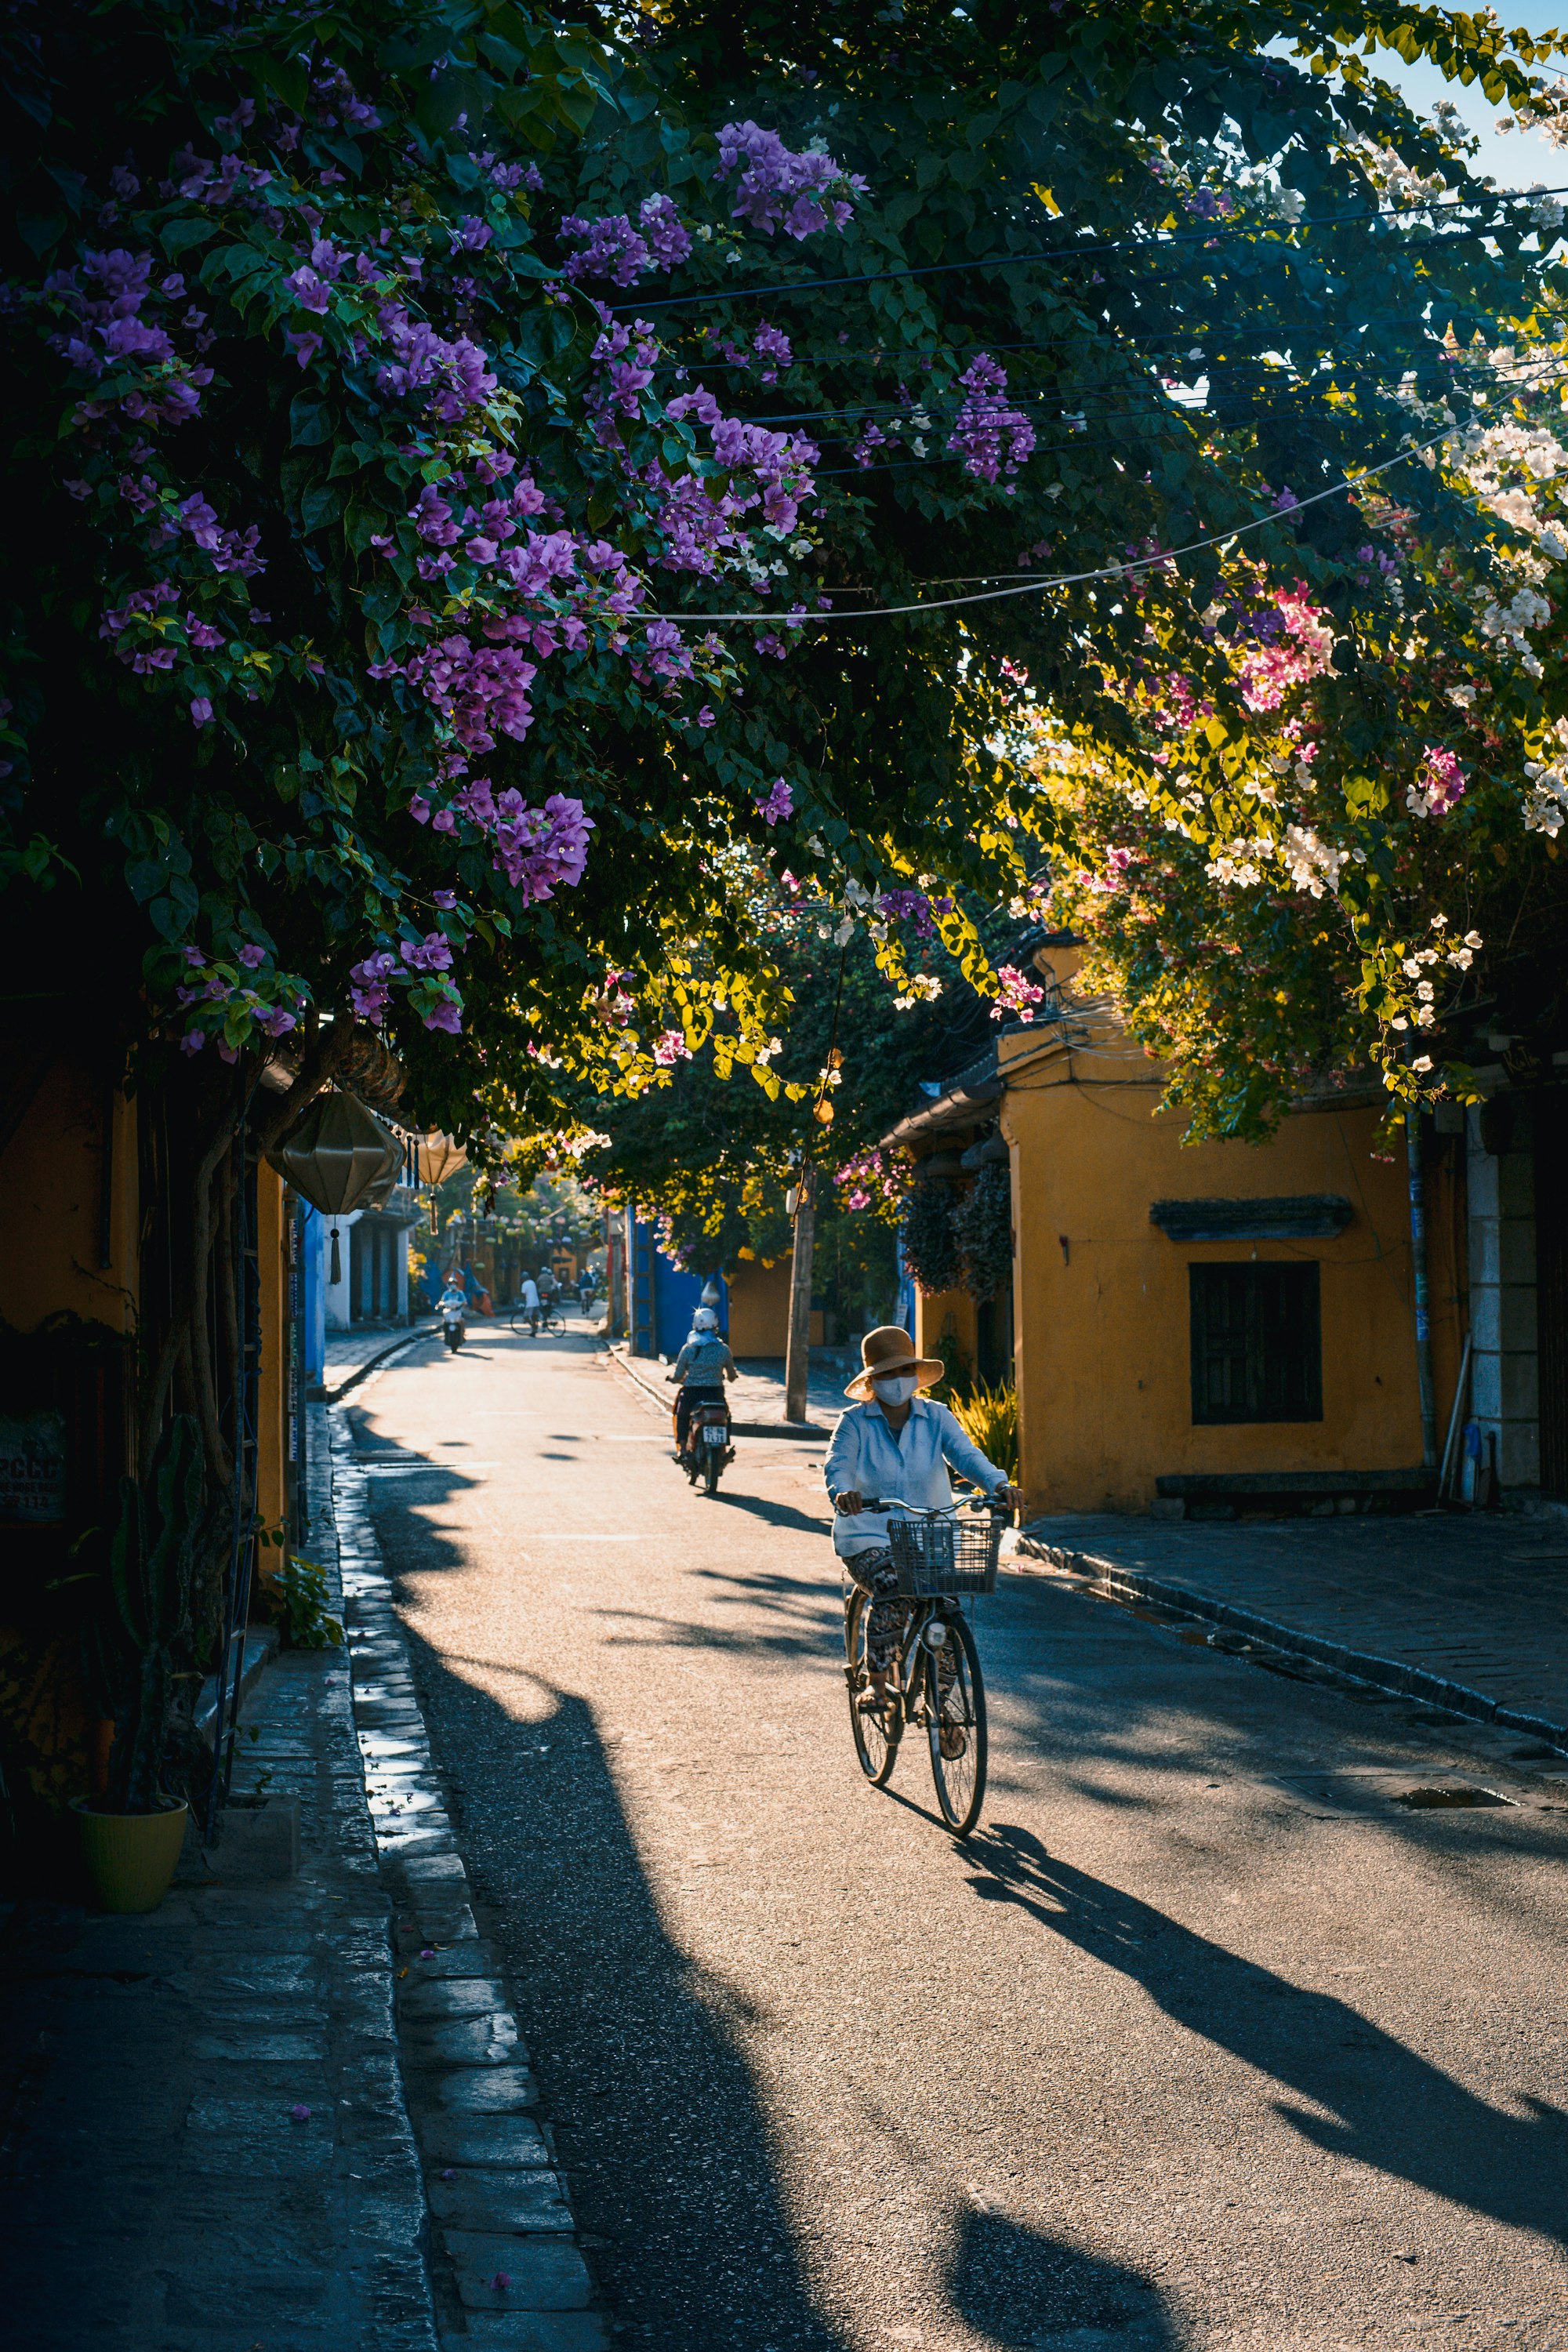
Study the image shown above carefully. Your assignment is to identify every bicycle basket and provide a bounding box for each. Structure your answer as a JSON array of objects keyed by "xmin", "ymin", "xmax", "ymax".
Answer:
[{"xmin": 886, "ymin": 1513, "xmax": 1001, "ymax": 1595}]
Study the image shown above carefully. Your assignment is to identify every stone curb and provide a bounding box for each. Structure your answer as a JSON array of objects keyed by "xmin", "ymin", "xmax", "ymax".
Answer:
[
  {"xmin": 601, "ymin": 1338, "xmax": 833, "ymax": 1440},
  {"xmin": 1013, "ymin": 1532, "xmax": 1568, "ymax": 1750},
  {"xmin": 321, "ymin": 1323, "xmax": 431, "ymax": 1404},
  {"xmin": 325, "ymin": 1399, "xmax": 609, "ymax": 2352},
  {"xmin": 193, "ymin": 1623, "xmax": 278, "ymax": 1740}
]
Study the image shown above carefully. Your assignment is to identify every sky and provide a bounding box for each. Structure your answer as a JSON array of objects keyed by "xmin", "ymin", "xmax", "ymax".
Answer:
[{"xmin": 1305, "ymin": 13, "xmax": 1568, "ymax": 187}]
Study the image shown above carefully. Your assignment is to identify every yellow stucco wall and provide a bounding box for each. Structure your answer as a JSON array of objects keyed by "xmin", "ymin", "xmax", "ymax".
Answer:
[
  {"xmin": 725, "ymin": 1257, "xmax": 823, "ymax": 1354},
  {"xmin": 999, "ymin": 1029, "xmax": 1436, "ymax": 1515},
  {"xmin": 0, "ymin": 1060, "xmax": 138, "ymax": 1334},
  {"xmin": 913, "ymin": 1283, "xmax": 979, "ymax": 1378},
  {"xmin": 255, "ymin": 1166, "xmax": 289, "ymax": 1566}
]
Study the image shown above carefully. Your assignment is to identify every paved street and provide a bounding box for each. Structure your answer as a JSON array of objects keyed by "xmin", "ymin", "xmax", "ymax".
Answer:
[{"xmin": 350, "ymin": 1326, "xmax": 1568, "ymax": 2352}]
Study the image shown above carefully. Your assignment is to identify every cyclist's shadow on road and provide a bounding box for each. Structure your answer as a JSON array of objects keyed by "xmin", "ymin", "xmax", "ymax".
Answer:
[
  {"xmin": 964, "ymin": 1821, "xmax": 1568, "ymax": 2249},
  {"xmin": 395, "ymin": 1616, "xmax": 1181, "ymax": 2350},
  {"xmin": 949, "ymin": 2209, "xmax": 1173, "ymax": 2350}
]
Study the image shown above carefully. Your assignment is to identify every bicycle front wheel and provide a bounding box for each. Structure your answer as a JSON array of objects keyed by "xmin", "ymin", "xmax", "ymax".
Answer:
[
  {"xmin": 925, "ymin": 1611, "xmax": 986, "ymax": 1836},
  {"xmin": 844, "ymin": 1588, "xmax": 899, "ymax": 1788}
]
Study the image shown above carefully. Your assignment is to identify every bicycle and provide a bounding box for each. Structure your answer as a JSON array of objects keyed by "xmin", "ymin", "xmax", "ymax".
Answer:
[
  {"xmin": 509, "ymin": 1301, "xmax": 564, "ymax": 1337},
  {"xmin": 842, "ymin": 1496, "xmax": 1006, "ymax": 1837}
]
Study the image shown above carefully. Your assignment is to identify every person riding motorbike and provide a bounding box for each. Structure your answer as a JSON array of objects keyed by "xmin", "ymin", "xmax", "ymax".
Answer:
[
  {"xmin": 665, "ymin": 1307, "xmax": 738, "ymax": 1451},
  {"xmin": 825, "ymin": 1326, "xmax": 1022, "ymax": 1721},
  {"xmin": 437, "ymin": 1277, "xmax": 467, "ymax": 1347}
]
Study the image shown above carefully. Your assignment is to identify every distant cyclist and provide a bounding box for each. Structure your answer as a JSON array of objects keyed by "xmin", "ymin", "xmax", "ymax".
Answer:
[{"xmin": 518, "ymin": 1270, "xmax": 541, "ymax": 1334}]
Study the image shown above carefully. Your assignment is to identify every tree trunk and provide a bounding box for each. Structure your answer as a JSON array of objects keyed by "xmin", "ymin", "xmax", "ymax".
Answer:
[{"xmin": 784, "ymin": 1171, "xmax": 815, "ymax": 1425}]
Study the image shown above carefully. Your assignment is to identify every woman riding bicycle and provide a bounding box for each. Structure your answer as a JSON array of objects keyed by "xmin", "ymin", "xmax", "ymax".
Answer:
[{"xmin": 825, "ymin": 1327, "xmax": 1020, "ymax": 1719}]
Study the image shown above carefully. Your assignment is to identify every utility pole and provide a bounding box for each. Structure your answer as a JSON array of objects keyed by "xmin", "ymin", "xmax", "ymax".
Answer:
[
  {"xmin": 1406, "ymin": 1105, "xmax": 1439, "ymax": 1468},
  {"xmin": 784, "ymin": 1167, "xmax": 815, "ymax": 1425}
]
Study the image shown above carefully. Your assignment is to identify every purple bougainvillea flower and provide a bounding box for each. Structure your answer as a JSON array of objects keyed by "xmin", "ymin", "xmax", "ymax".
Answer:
[
  {"xmin": 419, "ymin": 1947, "xmax": 436, "ymax": 1957},
  {"xmin": 490, "ymin": 2273, "xmax": 512, "ymax": 2292},
  {"xmin": 290, "ymin": 2103, "xmax": 311, "ymax": 2122},
  {"xmin": 190, "ymin": 695, "xmax": 213, "ymax": 725}
]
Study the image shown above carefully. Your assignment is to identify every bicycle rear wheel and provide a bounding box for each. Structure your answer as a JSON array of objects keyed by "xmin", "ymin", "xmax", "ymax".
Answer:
[
  {"xmin": 844, "ymin": 1588, "xmax": 898, "ymax": 1787},
  {"xmin": 925, "ymin": 1610, "xmax": 986, "ymax": 1836}
]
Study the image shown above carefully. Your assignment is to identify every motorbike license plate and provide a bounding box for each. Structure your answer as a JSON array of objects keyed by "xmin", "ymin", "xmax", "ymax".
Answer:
[{"xmin": 701, "ymin": 1426, "xmax": 728, "ymax": 1444}]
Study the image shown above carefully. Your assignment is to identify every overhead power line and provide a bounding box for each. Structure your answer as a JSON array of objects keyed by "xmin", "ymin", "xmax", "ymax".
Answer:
[
  {"xmin": 647, "ymin": 419, "xmax": 1503, "ymax": 624},
  {"xmin": 609, "ymin": 182, "xmax": 1568, "ymax": 316}
]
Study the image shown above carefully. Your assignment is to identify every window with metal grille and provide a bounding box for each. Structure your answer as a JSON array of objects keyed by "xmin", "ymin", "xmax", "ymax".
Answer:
[{"xmin": 1189, "ymin": 1263, "xmax": 1322, "ymax": 1425}]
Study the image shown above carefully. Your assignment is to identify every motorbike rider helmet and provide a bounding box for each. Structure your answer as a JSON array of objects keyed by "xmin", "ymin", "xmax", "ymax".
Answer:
[{"xmin": 692, "ymin": 1307, "xmax": 719, "ymax": 1333}]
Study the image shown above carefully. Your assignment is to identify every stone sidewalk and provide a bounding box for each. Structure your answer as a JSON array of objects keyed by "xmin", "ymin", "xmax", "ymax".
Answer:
[
  {"xmin": 322, "ymin": 1320, "xmax": 427, "ymax": 1401},
  {"xmin": 0, "ymin": 1388, "xmax": 607, "ymax": 2350},
  {"xmin": 1019, "ymin": 1508, "xmax": 1568, "ymax": 1745},
  {"xmin": 0, "ymin": 1428, "xmax": 436, "ymax": 2351},
  {"xmin": 328, "ymin": 1397, "xmax": 604, "ymax": 2352}
]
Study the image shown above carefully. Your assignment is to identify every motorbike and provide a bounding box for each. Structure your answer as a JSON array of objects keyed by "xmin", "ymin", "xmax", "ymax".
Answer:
[
  {"xmin": 441, "ymin": 1301, "xmax": 466, "ymax": 1352},
  {"xmin": 681, "ymin": 1398, "xmax": 734, "ymax": 1495}
]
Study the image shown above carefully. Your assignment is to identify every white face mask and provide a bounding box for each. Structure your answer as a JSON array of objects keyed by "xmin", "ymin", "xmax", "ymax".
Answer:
[{"xmin": 871, "ymin": 1373, "xmax": 919, "ymax": 1406}]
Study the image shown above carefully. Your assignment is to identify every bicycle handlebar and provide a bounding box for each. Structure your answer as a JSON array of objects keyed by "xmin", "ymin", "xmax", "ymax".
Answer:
[{"xmin": 857, "ymin": 1494, "xmax": 1010, "ymax": 1517}]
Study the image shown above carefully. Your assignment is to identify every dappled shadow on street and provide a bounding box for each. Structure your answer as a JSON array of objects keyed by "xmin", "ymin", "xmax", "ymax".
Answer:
[
  {"xmin": 357, "ymin": 1406, "xmax": 1177, "ymax": 2351},
  {"xmin": 963, "ymin": 1821, "xmax": 1568, "ymax": 2249},
  {"xmin": 948, "ymin": 2209, "xmax": 1175, "ymax": 2350},
  {"xmin": 397, "ymin": 1646, "xmax": 851, "ymax": 2350},
  {"xmin": 699, "ymin": 1486, "xmax": 835, "ymax": 1539}
]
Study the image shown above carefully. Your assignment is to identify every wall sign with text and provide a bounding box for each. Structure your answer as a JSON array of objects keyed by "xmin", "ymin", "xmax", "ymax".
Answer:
[{"xmin": 0, "ymin": 1411, "xmax": 70, "ymax": 1526}]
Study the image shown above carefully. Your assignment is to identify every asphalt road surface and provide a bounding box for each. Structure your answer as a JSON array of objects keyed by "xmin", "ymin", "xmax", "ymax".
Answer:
[{"xmin": 350, "ymin": 1324, "xmax": 1568, "ymax": 2352}]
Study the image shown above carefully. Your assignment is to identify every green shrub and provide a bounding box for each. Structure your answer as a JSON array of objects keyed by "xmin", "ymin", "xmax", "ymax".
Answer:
[
  {"xmin": 926, "ymin": 1328, "xmax": 974, "ymax": 1404},
  {"xmin": 949, "ymin": 1380, "xmax": 1019, "ymax": 1484},
  {"xmin": 268, "ymin": 1559, "xmax": 344, "ymax": 1651}
]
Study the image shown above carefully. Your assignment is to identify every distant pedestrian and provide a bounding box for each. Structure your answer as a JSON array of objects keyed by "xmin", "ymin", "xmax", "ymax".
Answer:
[
  {"xmin": 579, "ymin": 1269, "xmax": 595, "ymax": 1313},
  {"xmin": 519, "ymin": 1271, "xmax": 541, "ymax": 1335}
]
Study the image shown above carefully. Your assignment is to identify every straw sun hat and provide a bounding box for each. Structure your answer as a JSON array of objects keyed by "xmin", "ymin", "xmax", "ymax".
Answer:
[{"xmin": 844, "ymin": 1325, "xmax": 945, "ymax": 1402}]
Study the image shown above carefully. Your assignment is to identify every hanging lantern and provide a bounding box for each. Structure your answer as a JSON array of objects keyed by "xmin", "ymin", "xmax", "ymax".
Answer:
[
  {"xmin": 416, "ymin": 1131, "xmax": 467, "ymax": 1187},
  {"xmin": 267, "ymin": 1094, "xmax": 403, "ymax": 1284}
]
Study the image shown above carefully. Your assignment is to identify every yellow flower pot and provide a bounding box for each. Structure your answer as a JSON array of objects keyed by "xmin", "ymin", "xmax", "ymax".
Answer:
[{"xmin": 72, "ymin": 1798, "xmax": 189, "ymax": 1914}]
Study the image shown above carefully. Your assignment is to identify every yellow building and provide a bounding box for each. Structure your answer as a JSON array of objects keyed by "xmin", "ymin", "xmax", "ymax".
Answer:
[
  {"xmin": 0, "ymin": 1037, "xmax": 300, "ymax": 1839},
  {"xmin": 888, "ymin": 944, "xmax": 1465, "ymax": 1520}
]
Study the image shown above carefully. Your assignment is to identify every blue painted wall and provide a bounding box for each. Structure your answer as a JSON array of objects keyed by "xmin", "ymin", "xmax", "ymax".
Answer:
[
  {"xmin": 300, "ymin": 1203, "xmax": 327, "ymax": 1388},
  {"xmin": 627, "ymin": 1209, "xmax": 728, "ymax": 1359}
]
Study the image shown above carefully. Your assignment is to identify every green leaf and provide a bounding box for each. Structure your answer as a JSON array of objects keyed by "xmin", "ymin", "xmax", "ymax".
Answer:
[
  {"xmin": 289, "ymin": 394, "xmax": 336, "ymax": 448},
  {"xmin": 16, "ymin": 211, "xmax": 66, "ymax": 257},
  {"xmin": 255, "ymin": 50, "xmax": 309, "ymax": 114},
  {"xmin": 161, "ymin": 217, "xmax": 223, "ymax": 260},
  {"xmin": 345, "ymin": 500, "xmax": 390, "ymax": 557},
  {"xmin": 300, "ymin": 481, "xmax": 347, "ymax": 534}
]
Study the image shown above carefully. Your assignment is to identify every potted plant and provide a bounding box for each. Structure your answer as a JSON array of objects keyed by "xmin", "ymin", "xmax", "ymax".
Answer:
[{"xmin": 75, "ymin": 1416, "xmax": 212, "ymax": 1912}]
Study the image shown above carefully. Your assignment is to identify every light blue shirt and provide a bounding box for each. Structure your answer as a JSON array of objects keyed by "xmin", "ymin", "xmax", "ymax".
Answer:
[
  {"xmin": 823, "ymin": 1397, "xmax": 1008, "ymax": 1557},
  {"xmin": 671, "ymin": 1335, "xmax": 735, "ymax": 1385}
]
